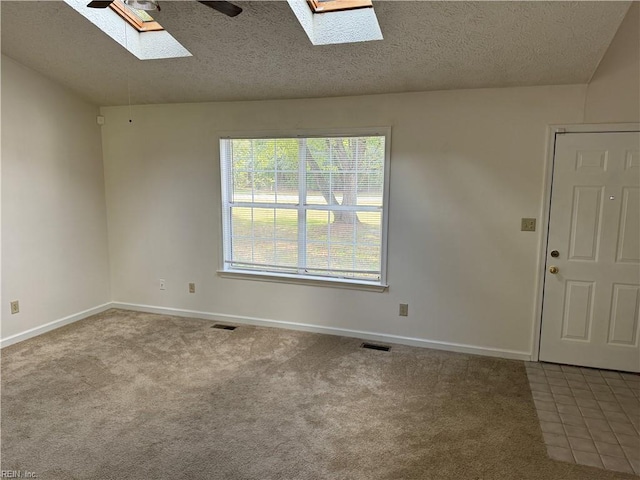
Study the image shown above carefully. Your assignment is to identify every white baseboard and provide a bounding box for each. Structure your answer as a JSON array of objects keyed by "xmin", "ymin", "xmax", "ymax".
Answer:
[
  {"xmin": 112, "ymin": 302, "xmax": 532, "ymax": 361},
  {"xmin": 0, "ymin": 302, "xmax": 113, "ymax": 348},
  {"xmin": 1, "ymin": 300, "xmax": 533, "ymax": 361}
]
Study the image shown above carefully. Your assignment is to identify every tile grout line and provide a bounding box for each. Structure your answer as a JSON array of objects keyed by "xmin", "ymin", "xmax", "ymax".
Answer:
[{"xmin": 527, "ymin": 362, "xmax": 639, "ymax": 475}]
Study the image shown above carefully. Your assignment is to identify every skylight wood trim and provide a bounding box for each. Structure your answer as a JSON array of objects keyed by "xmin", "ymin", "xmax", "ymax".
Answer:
[
  {"xmin": 307, "ymin": 0, "xmax": 372, "ymax": 14},
  {"xmin": 109, "ymin": 0, "xmax": 164, "ymax": 32}
]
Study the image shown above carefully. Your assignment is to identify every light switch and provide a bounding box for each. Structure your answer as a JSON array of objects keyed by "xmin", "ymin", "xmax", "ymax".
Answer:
[{"xmin": 521, "ymin": 218, "xmax": 536, "ymax": 232}]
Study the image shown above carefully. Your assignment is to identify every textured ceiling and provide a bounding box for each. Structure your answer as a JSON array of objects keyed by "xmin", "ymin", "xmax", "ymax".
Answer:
[{"xmin": 0, "ymin": 1, "xmax": 631, "ymax": 106}]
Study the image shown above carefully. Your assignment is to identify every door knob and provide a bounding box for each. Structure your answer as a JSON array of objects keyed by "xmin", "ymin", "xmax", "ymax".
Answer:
[{"xmin": 549, "ymin": 266, "xmax": 559, "ymax": 274}]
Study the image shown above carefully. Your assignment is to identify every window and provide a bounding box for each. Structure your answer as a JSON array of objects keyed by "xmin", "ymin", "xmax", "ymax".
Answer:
[
  {"xmin": 307, "ymin": 0, "xmax": 373, "ymax": 13},
  {"xmin": 110, "ymin": 0, "xmax": 164, "ymax": 32},
  {"xmin": 287, "ymin": 0, "xmax": 382, "ymax": 45},
  {"xmin": 66, "ymin": 0, "xmax": 191, "ymax": 60},
  {"xmin": 219, "ymin": 130, "xmax": 390, "ymax": 287}
]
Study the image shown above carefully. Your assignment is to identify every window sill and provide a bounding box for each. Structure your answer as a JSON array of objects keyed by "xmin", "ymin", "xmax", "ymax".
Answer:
[{"xmin": 217, "ymin": 269, "xmax": 388, "ymax": 292}]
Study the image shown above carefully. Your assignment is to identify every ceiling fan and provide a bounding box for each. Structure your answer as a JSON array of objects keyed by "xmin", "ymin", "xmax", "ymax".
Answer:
[{"xmin": 87, "ymin": 0, "xmax": 243, "ymax": 17}]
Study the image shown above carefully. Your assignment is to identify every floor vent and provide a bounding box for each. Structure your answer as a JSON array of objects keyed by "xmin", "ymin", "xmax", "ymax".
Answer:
[
  {"xmin": 361, "ymin": 342, "xmax": 390, "ymax": 352},
  {"xmin": 211, "ymin": 324, "xmax": 237, "ymax": 331}
]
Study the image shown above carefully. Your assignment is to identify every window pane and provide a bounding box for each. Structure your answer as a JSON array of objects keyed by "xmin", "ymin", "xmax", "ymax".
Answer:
[
  {"xmin": 328, "ymin": 244, "xmax": 356, "ymax": 275},
  {"xmin": 305, "ymin": 136, "xmax": 384, "ymax": 207},
  {"xmin": 306, "ymin": 209, "xmax": 331, "ymax": 242},
  {"xmin": 357, "ymin": 137, "xmax": 385, "ymax": 207},
  {"xmin": 231, "ymin": 139, "xmax": 253, "ymax": 203},
  {"xmin": 306, "ymin": 170, "xmax": 337, "ymax": 206},
  {"xmin": 252, "ymin": 171, "xmax": 276, "ymax": 203},
  {"xmin": 231, "ymin": 237, "xmax": 253, "ymax": 265},
  {"xmin": 275, "ymin": 209, "xmax": 298, "ymax": 241},
  {"xmin": 231, "ymin": 139, "xmax": 298, "ymax": 204},
  {"xmin": 275, "ymin": 240, "xmax": 298, "ymax": 269},
  {"xmin": 230, "ymin": 207, "xmax": 298, "ymax": 270},
  {"xmin": 305, "ymin": 242, "xmax": 329, "ymax": 272},
  {"xmin": 252, "ymin": 239, "xmax": 275, "ymax": 267},
  {"xmin": 356, "ymin": 211, "xmax": 382, "ymax": 245},
  {"xmin": 251, "ymin": 208, "xmax": 276, "ymax": 239},
  {"xmin": 355, "ymin": 245, "xmax": 381, "ymax": 276},
  {"xmin": 355, "ymin": 211, "xmax": 381, "ymax": 280},
  {"xmin": 274, "ymin": 171, "xmax": 298, "ymax": 204},
  {"xmin": 305, "ymin": 209, "xmax": 381, "ymax": 280},
  {"xmin": 231, "ymin": 207, "xmax": 252, "ymax": 238},
  {"xmin": 253, "ymin": 139, "xmax": 276, "ymax": 170}
]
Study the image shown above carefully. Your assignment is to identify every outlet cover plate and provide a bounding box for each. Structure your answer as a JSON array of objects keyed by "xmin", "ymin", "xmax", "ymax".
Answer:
[{"xmin": 10, "ymin": 301, "xmax": 19, "ymax": 314}]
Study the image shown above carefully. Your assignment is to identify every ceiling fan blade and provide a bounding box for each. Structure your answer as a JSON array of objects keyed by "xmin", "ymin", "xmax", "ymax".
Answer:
[
  {"xmin": 87, "ymin": 0, "xmax": 114, "ymax": 8},
  {"xmin": 198, "ymin": 1, "xmax": 242, "ymax": 17}
]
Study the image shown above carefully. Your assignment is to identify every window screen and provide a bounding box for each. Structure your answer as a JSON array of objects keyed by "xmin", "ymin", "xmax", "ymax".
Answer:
[{"xmin": 220, "ymin": 133, "xmax": 388, "ymax": 283}]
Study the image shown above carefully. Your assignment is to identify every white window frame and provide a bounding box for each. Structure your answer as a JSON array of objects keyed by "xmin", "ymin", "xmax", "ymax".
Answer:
[{"xmin": 217, "ymin": 127, "xmax": 391, "ymax": 292}]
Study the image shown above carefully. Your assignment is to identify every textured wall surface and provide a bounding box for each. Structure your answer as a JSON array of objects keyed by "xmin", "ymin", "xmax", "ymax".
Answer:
[
  {"xmin": 0, "ymin": 1, "xmax": 630, "ymax": 105},
  {"xmin": 1, "ymin": 56, "xmax": 111, "ymax": 339},
  {"xmin": 101, "ymin": 85, "xmax": 586, "ymax": 357}
]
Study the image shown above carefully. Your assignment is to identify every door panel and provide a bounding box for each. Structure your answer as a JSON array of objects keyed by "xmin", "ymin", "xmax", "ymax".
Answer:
[
  {"xmin": 607, "ymin": 284, "xmax": 639, "ymax": 346},
  {"xmin": 616, "ymin": 187, "xmax": 639, "ymax": 263},
  {"xmin": 625, "ymin": 150, "xmax": 639, "ymax": 170},
  {"xmin": 561, "ymin": 280, "xmax": 594, "ymax": 340},
  {"xmin": 575, "ymin": 150, "xmax": 608, "ymax": 173},
  {"xmin": 568, "ymin": 186, "xmax": 603, "ymax": 261},
  {"xmin": 540, "ymin": 131, "xmax": 640, "ymax": 372}
]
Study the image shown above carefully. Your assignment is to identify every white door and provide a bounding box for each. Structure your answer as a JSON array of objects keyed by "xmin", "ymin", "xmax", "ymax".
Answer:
[{"xmin": 540, "ymin": 131, "xmax": 640, "ymax": 372}]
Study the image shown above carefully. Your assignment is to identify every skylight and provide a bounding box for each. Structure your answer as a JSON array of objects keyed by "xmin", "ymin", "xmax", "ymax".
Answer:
[
  {"xmin": 64, "ymin": 0, "xmax": 191, "ymax": 60},
  {"xmin": 288, "ymin": 0, "xmax": 382, "ymax": 46},
  {"xmin": 109, "ymin": 0, "xmax": 163, "ymax": 32},
  {"xmin": 308, "ymin": 0, "xmax": 373, "ymax": 14}
]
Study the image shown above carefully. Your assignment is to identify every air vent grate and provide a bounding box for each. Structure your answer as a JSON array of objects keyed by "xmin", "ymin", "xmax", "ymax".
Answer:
[
  {"xmin": 212, "ymin": 324, "xmax": 237, "ymax": 331},
  {"xmin": 361, "ymin": 342, "xmax": 390, "ymax": 352}
]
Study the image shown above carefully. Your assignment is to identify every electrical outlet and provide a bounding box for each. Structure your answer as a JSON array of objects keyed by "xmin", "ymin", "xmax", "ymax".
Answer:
[
  {"xmin": 399, "ymin": 303, "xmax": 409, "ymax": 317},
  {"xmin": 521, "ymin": 218, "xmax": 536, "ymax": 232},
  {"xmin": 10, "ymin": 301, "xmax": 19, "ymax": 314},
  {"xmin": 160, "ymin": 279, "xmax": 166, "ymax": 290},
  {"xmin": 189, "ymin": 283, "xmax": 195, "ymax": 294}
]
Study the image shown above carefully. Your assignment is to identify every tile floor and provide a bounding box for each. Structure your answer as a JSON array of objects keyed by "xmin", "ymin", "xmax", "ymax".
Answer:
[{"xmin": 526, "ymin": 362, "xmax": 640, "ymax": 476}]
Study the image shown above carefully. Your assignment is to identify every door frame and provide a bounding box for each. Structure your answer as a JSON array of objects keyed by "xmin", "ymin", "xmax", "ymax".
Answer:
[{"xmin": 531, "ymin": 123, "xmax": 640, "ymax": 362}]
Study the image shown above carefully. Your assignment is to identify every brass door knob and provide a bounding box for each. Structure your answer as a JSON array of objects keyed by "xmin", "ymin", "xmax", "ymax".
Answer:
[{"xmin": 549, "ymin": 266, "xmax": 559, "ymax": 274}]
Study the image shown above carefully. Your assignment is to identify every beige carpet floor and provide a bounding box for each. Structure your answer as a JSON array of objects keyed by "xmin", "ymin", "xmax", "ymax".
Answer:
[{"xmin": 1, "ymin": 309, "xmax": 636, "ymax": 479}]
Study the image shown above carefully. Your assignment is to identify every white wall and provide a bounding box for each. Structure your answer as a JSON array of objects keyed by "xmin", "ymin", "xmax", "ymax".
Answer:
[
  {"xmin": 1, "ymin": 55, "xmax": 111, "ymax": 341},
  {"xmin": 4, "ymin": 0, "xmax": 636, "ymax": 354},
  {"xmin": 101, "ymin": 85, "xmax": 587, "ymax": 357},
  {"xmin": 1, "ymin": 1, "xmax": 636, "ymax": 356},
  {"xmin": 585, "ymin": 2, "xmax": 640, "ymax": 123}
]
